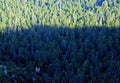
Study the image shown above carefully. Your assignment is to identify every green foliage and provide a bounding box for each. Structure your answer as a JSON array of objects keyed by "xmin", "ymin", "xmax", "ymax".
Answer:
[
  {"xmin": 0, "ymin": 26, "xmax": 120, "ymax": 82},
  {"xmin": 0, "ymin": 0, "xmax": 120, "ymax": 29},
  {"xmin": 0, "ymin": 0, "xmax": 120, "ymax": 82}
]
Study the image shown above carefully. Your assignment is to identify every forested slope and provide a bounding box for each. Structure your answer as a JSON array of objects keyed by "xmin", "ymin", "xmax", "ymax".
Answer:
[
  {"xmin": 0, "ymin": 26, "xmax": 120, "ymax": 82},
  {"xmin": 0, "ymin": 0, "xmax": 120, "ymax": 83},
  {"xmin": 0, "ymin": 0, "xmax": 120, "ymax": 29}
]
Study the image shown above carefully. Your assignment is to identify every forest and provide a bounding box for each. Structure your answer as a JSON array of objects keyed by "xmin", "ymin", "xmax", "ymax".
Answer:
[
  {"xmin": 0, "ymin": 0, "xmax": 120, "ymax": 83},
  {"xmin": 0, "ymin": 0, "xmax": 120, "ymax": 29}
]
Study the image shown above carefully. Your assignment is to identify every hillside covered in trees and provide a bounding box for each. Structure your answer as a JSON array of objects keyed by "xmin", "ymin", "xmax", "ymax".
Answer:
[
  {"xmin": 0, "ymin": 0, "xmax": 120, "ymax": 29},
  {"xmin": 0, "ymin": 0, "xmax": 120, "ymax": 83}
]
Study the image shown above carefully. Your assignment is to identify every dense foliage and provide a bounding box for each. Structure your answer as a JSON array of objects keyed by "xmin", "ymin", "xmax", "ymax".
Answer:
[
  {"xmin": 0, "ymin": 0, "xmax": 120, "ymax": 82},
  {"xmin": 0, "ymin": 0, "xmax": 120, "ymax": 29},
  {"xmin": 0, "ymin": 26, "xmax": 120, "ymax": 82}
]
